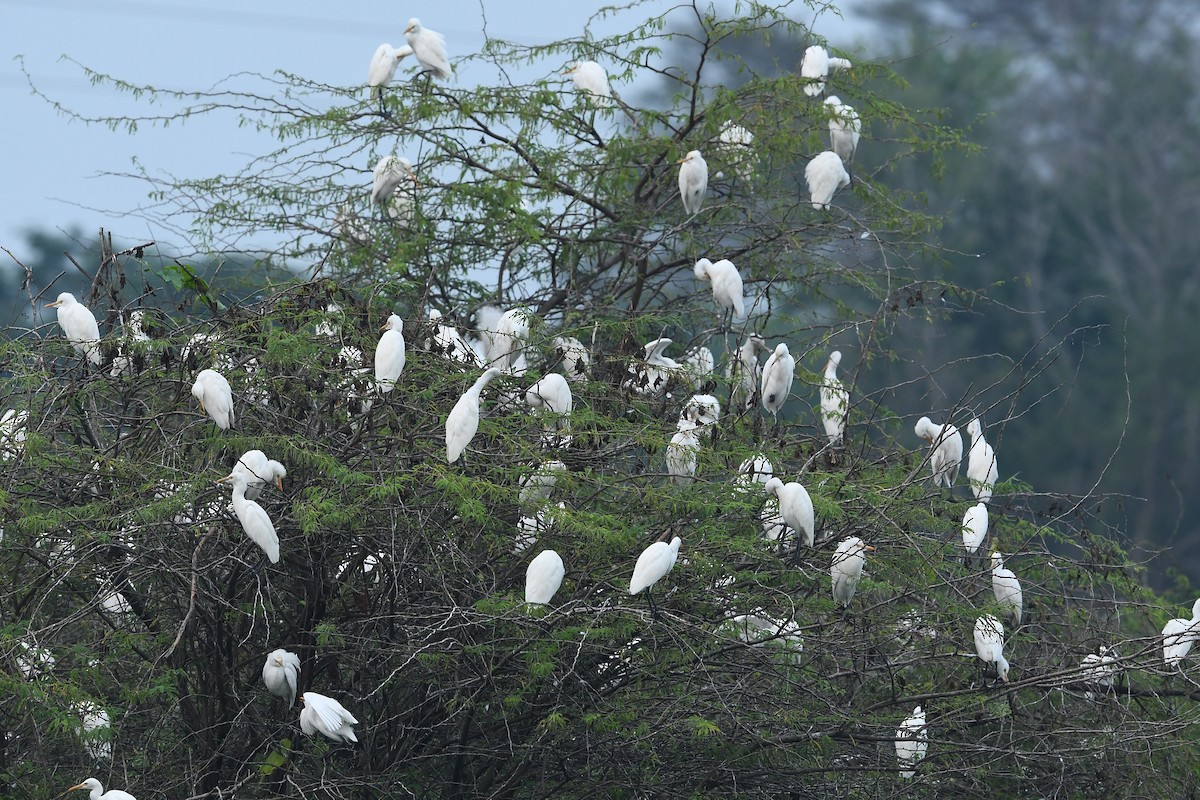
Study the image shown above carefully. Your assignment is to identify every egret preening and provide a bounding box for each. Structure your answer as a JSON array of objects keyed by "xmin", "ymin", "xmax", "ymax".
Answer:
[
  {"xmin": 764, "ymin": 477, "xmax": 815, "ymax": 546},
  {"xmin": 727, "ymin": 335, "xmax": 766, "ymax": 411},
  {"xmin": 371, "ymin": 156, "xmax": 416, "ymax": 218},
  {"xmin": 262, "ymin": 648, "xmax": 301, "ymax": 707},
  {"xmin": 681, "ymin": 394, "xmax": 721, "ymax": 429},
  {"xmin": 760, "ymin": 343, "xmax": 795, "ymax": 425},
  {"xmin": 831, "ymin": 536, "xmax": 873, "ymax": 607},
  {"xmin": 519, "ymin": 459, "xmax": 566, "ymax": 511},
  {"xmin": 299, "ymin": 691, "xmax": 359, "ymax": 743},
  {"xmin": 974, "ymin": 614, "xmax": 1010, "ymax": 682},
  {"xmin": 694, "ymin": 257, "xmax": 744, "ymax": 320},
  {"xmin": 680, "ymin": 345, "xmax": 715, "ymax": 392},
  {"xmin": 800, "ymin": 45, "xmax": 852, "ymax": 96},
  {"xmin": 446, "ymin": 367, "xmax": 503, "ymax": 463},
  {"xmin": 895, "ymin": 705, "xmax": 928, "ymax": 779},
  {"xmin": 0, "ymin": 408, "xmax": 29, "ymax": 461},
  {"xmin": 216, "ymin": 471, "xmax": 280, "ymax": 564},
  {"xmin": 961, "ymin": 503, "xmax": 988, "ymax": 556},
  {"xmin": 761, "ymin": 499, "xmax": 789, "ymax": 541},
  {"xmin": 1162, "ymin": 598, "xmax": 1200, "ymax": 668},
  {"xmin": 525, "ymin": 549, "xmax": 565, "ymax": 605},
  {"xmin": 991, "ymin": 551, "xmax": 1023, "ymax": 626},
  {"xmin": 233, "ymin": 449, "xmax": 286, "ymax": 501},
  {"xmin": 428, "ymin": 308, "xmax": 476, "ymax": 363},
  {"xmin": 553, "ymin": 336, "xmax": 590, "ymax": 383},
  {"xmin": 374, "ymin": 314, "xmax": 407, "ymax": 392},
  {"xmin": 824, "ymin": 96, "xmax": 861, "ymax": 166},
  {"xmin": 629, "ymin": 535, "xmax": 682, "ymax": 620},
  {"xmin": 564, "ymin": 60, "xmax": 611, "ymax": 107},
  {"xmin": 192, "ymin": 369, "xmax": 235, "ymax": 430},
  {"xmin": 966, "ymin": 417, "xmax": 999, "ymax": 503},
  {"xmin": 806, "ymin": 151, "xmax": 851, "ymax": 210},
  {"xmin": 46, "ymin": 292, "xmax": 101, "ymax": 365},
  {"xmin": 819, "ymin": 350, "xmax": 848, "ymax": 445},
  {"xmin": 914, "ymin": 416, "xmax": 963, "ymax": 489},
  {"xmin": 666, "ymin": 422, "xmax": 701, "ymax": 484},
  {"xmin": 367, "ymin": 43, "xmax": 414, "ymax": 115},
  {"xmin": 403, "ymin": 18, "xmax": 452, "ymax": 80},
  {"xmin": 626, "ymin": 337, "xmax": 679, "ymax": 396},
  {"xmin": 735, "ymin": 454, "xmax": 774, "ymax": 494},
  {"xmin": 69, "ymin": 778, "xmax": 136, "ymax": 800},
  {"xmin": 678, "ymin": 150, "xmax": 709, "ymax": 216}
]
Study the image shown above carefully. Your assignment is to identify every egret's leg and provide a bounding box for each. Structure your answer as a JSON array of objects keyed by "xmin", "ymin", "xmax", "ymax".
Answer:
[{"xmin": 646, "ymin": 588, "xmax": 659, "ymax": 622}]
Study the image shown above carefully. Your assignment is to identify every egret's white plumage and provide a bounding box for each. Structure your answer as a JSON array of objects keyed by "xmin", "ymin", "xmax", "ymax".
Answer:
[
  {"xmin": 680, "ymin": 345, "xmax": 715, "ymax": 392},
  {"xmin": 666, "ymin": 423, "xmax": 701, "ymax": 485},
  {"xmin": 403, "ymin": 18, "xmax": 452, "ymax": 80},
  {"xmin": 626, "ymin": 337, "xmax": 679, "ymax": 396},
  {"xmin": 895, "ymin": 705, "xmax": 928, "ymax": 779},
  {"xmin": 75, "ymin": 700, "xmax": 111, "ymax": 761},
  {"xmin": 693, "ymin": 258, "xmax": 744, "ymax": 318},
  {"xmin": 1081, "ymin": 646, "xmax": 1120, "ymax": 689},
  {"xmin": 564, "ymin": 60, "xmax": 611, "ymax": 106},
  {"xmin": 915, "ymin": 416, "xmax": 963, "ymax": 489},
  {"xmin": 991, "ymin": 551, "xmax": 1023, "ymax": 626},
  {"xmin": 262, "ymin": 648, "xmax": 301, "ymax": 707},
  {"xmin": 367, "ymin": 43, "xmax": 414, "ymax": 106},
  {"xmin": 1162, "ymin": 598, "xmax": 1200, "ymax": 667},
  {"xmin": 446, "ymin": 367, "xmax": 503, "ymax": 463},
  {"xmin": 678, "ymin": 150, "xmax": 708, "ymax": 215},
  {"xmin": 233, "ymin": 449, "xmax": 287, "ymax": 501},
  {"xmin": 69, "ymin": 778, "xmax": 136, "ymax": 800},
  {"xmin": 629, "ymin": 536, "xmax": 682, "ymax": 595},
  {"xmin": 371, "ymin": 156, "xmax": 416, "ymax": 211},
  {"xmin": 218, "ymin": 471, "xmax": 280, "ymax": 563},
  {"xmin": 831, "ymin": 536, "xmax": 872, "ymax": 607},
  {"xmin": 428, "ymin": 309, "xmax": 476, "ymax": 363},
  {"xmin": 819, "ymin": 350, "xmax": 849, "ymax": 445},
  {"xmin": 374, "ymin": 314, "xmax": 407, "ymax": 393},
  {"xmin": 961, "ymin": 503, "xmax": 988, "ymax": 555},
  {"xmin": 524, "ymin": 372, "xmax": 573, "ymax": 417},
  {"xmin": 966, "ymin": 417, "xmax": 999, "ymax": 503},
  {"xmin": 800, "ymin": 45, "xmax": 852, "ymax": 96},
  {"xmin": 109, "ymin": 309, "xmax": 151, "ymax": 377},
  {"xmin": 681, "ymin": 393, "xmax": 721, "ymax": 429},
  {"xmin": 806, "ymin": 151, "xmax": 851, "ymax": 210},
  {"xmin": 760, "ymin": 498, "xmax": 789, "ymax": 542},
  {"xmin": 716, "ymin": 121, "xmax": 754, "ymax": 174},
  {"xmin": 192, "ymin": 369, "xmax": 235, "ymax": 431},
  {"xmin": 0, "ymin": 408, "xmax": 29, "ymax": 461},
  {"xmin": 823, "ymin": 96, "xmax": 861, "ymax": 165},
  {"xmin": 974, "ymin": 614, "xmax": 1010, "ymax": 681},
  {"xmin": 554, "ymin": 336, "xmax": 590, "ymax": 383},
  {"xmin": 760, "ymin": 343, "xmax": 795, "ymax": 422},
  {"xmin": 735, "ymin": 454, "xmax": 774, "ymax": 494},
  {"xmin": 299, "ymin": 691, "xmax": 358, "ymax": 743},
  {"xmin": 519, "ymin": 460, "xmax": 566, "ymax": 511},
  {"xmin": 46, "ymin": 292, "xmax": 101, "ymax": 365},
  {"xmin": 486, "ymin": 307, "xmax": 532, "ymax": 372},
  {"xmin": 525, "ymin": 549, "xmax": 565, "ymax": 605},
  {"xmin": 727, "ymin": 613, "xmax": 803, "ymax": 662},
  {"xmin": 764, "ymin": 477, "xmax": 815, "ymax": 546},
  {"xmin": 727, "ymin": 335, "xmax": 766, "ymax": 411}
]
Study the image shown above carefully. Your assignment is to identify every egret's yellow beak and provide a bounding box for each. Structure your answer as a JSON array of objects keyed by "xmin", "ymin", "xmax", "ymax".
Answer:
[
  {"xmin": 45, "ymin": 300, "xmax": 63, "ymax": 308},
  {"xmin": 69, "ymin": 784, "xmax": 87, "ymax": 792},
  {"xmin": 866, "ymin": 545, "xmax": 877, "ymax": 552},
  {"xmin": 275, "ymin": 476, "xmax": 284, "ymax": 491},
  {"xmin": 214, "ymin": 474, "xmax": 232, "ymax": 484},
  {"xmin": 197, "ymin": 399, "xmax": 206, "ymax": 413}
]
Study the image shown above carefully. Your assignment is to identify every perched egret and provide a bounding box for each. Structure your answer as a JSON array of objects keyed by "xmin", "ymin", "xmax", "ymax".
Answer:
[
  {"xmin": 46, "ymin": 292, "xmax": 101, "ymax": 365},
  {"xmin": 374, "ymin": 314, "xmax": 407, "ymax": 392},
  {"xmin": 666, "ymin": 422, "xmax": 701, "ymax": 485},
  {"xmin": 760, "ymin": 498, "xmax": 790, "ymax": 542},
  {"xmin": 69, "ymin": 778, "xmax": 136, "ymax": 800},
  {"xmin": 262, "ymin": 648, "xmax": 301, "ymax": 707},
  {"xmin": 16, "ymin": 641, "xmax": 55, "ymax": 679},
  {"xmin": 824, "ymin": 96, "xmax": 861, "ymax": 166},
  {"xmin": 716, "ymin": 120, "xmax": 754, "ymax": 174},
  {"xmin": 831, "ymin": 536, "xmax": 873, "ymax": 607},
  {"xmin": 75, "ymin": 700, "xmax": 111, "ymax": 761},
  {"xmin": 1162, "ymin": 598, "xmax": 1200, "ymax": 668},
  {"xmin": 564, "ymin": 60, "xmax": 611, "ymax": 106},
  {"xmin": 806, "ymin": 151, "xmax": 851, "ymax": 210},
  {"xmin": 734, "ymin": 454, "xmax": 774, "ymax": 494},
  {"xmin": 760, "ymin": 343, "xmax": 795, "ymax": 424},
  {"xmin": 0, "ymin": 408, "xmax": 29, "ymax": 461},
  {"xmin": 519, "ymin": 460, "xmax": 567, "ymax": 511},
  {"xmin": 525, "ymin": 549, "xmax": 565, "ymax": 605},
  {"xmin": 515, "ymin": 501, "xmax": 564, "ymax": 554},
  {"xmin": 1081, "ymin": 646, "xmax": 1120, "ymax": 691},
  {"xmin": 299, "ymin": 691, "xmax": 359, "ymax": 743},
  {"xmin": 404, "ymin": 17, "xmax": 452, "ymax": 80},
  {"xmin": 693, "ymin": 257, "xmax": 745, "ymax": 320},
  {"xmin": 727, "ymin": 613, "xmax": 803, "ymax": 662},
  {"xmin": 800, "ymin": 45, "xmax": 852, "ymax": 96},
  {"xmin": 966, "ymin": 417, "xmax": 999, "ymax": 503},
  {"xmin": 626, "ymin": 337, "xmax": 679, "ymax": 396},
  {"xmin": 961, "ymin": 503, "xmax": 988, "ymax": 555},
  {"xmin": 764, "ymin": 477, "xmax": 815, "ymax": 547},
  {"xmin": 991, "ymin": 551, "xmax": 1023, "ymax": 626},
  {"xmin": 680, "ymin": 345, "xmax": 715, "ymax": 392},
  {"xmin": 973, "ymin": 614, "xmax": 1010, "ymax": 682},
  {"xmin": 486, "ymin": 307, "xmax": 532, "ymax": 372},
  {"xmin": 681, "ymin": 394, "xmax": 721, "ymax": 429},
  {"xmin": 914, "ymin": 416, "xmax": 963, "ymax": 489},
  {"xmin": 629, "ymin": 535, "xmax": 682, "ymax": 619},
  {"xmin": 109, "ymin": 309, "xmax": 151, "ymax": 377},
  {"xmin": 192, "ymin": 369, "xmax": 235, "ymax": 431},
  {"xmin": 819, "ymin": 350, "xmax": 849, "ymax": 445},
  {"xmin": 371, "ymin": 156, "xmax": 417, "ymax": 217},
  {"xmin": 677, "ymin": 150, "xmax": 708, "ymax": 216},
  {"xmin": 895, "ymin": 705, "xmax": 928, "ymax": 779},
  {"xmin": 367, "ymin": 43, "xmax": 414, "ymax": 115},
  {"xmin": 233, "ymin": 449, "xmax": 286, "ymax": 501},
  {"xmin": 216, "ymin": 471, "xmax": 280, "ymax": 564},
  {"xmin": 525, "ymin": 372, "xmax": 573, "ymax": 417},
  {"xmin": 446, "ymin": 367, "xmax": 503, "ymax": 463},
  {"xmin": 727, "ymin": 335, "xmax": 766, "ymax": 411},
  {"xmin": 428, "ymin": 309, "xmax": 475, "ymax": 364},
  {"xmin": 554, "ymin": 336, "xmax": 590, "ymax": 383}
]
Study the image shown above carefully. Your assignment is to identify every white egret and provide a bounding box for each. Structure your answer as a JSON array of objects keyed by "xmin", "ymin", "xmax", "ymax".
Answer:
[
  {"xmin": 446, "ymin": 367, "xmax": 503, "ymax": 463},
  {"xmin": 486, "ymin": 307, "xmax": 532, "ymax": 372},
  {"xmin": 961, "ymin": 502, "xmax": 988, "ymax": 555},
  {"xmin": 760, "ymin": 498, "xmax": 790, "ymax": 542},
  {"xmin": 760, "ymin": 343, "xmax": 795, "ymax": 424},
  {"xmin": 183, "ymin": 330, "xmax": 235, "ymax": 373},
  {"xmin": 371, "ymin": 156, "xmax": 416, "ymax": 218},
  {"xmin": 374, "ymin": 314, "xmax": 407, "ymax": 393},
  {"xmin": 519, "ymin": 460, "xmax": 567, "ymax": 510},
  {"xmin": 1081, "ymin": 646, "xmax": 1120, "ymax": 691},
  {"xmin": 109, "ymin": 309, "xmax": 151, "ymax": 377},
  {"xmin": 191, "ymin": 369, "xmax": 235, "ymax": 431},
  {"xmin": 554, "ymin": 336, "xmax": 590, "ymax": 383},
  {"xmin": 626, "ymin": 337, "xmax": 679, "ymax": 396},
  {"xmin": 563, "ymin": 60, "xmax": 611, "ymax": 107},
  {"xmin": 524, "ymin": 372, "xmax": 573, "ymax": 417},
  {"xmin": 991, "ymin": 551, "xmax": 1023, "ymax": 626},
  {"xmin": 262, "ymin": 648, "xmax": 301, "ymax": 707},
  {"xmin": 16, "ymin": 641, "xmax": 55, "ymax": 679},
  {"xmin": 831, "ymin": 536, "xmax": 873, "ymax": 607},
  {"xmin": 693, "ymin": 257, "xmax": 744, "ymax": 320},
  {"xmin": 367, "ymin": 43, "xmax": 414, "ymax": 115},
  {"xmin": 299, "ymin": 691, "xmax": 359, "ymax": 743},
  {"xmin": 403, "ymin": 17, "xmax": 452, "ymax": 80},
  {"xmin": 233, "ymin": 449, "xmax": 286, "ymax": 501},
  {"xmin": 0, "ymin": 408, "xmax": 29, "ymax": 461},
  {"xmin": 966, "ymin": 417, "xmax": 999, "ymax": 503},
  {"xmin": 800, "ymin": 45, "xmax": 852, "ymax": 96},
  {"xmin": 525, "ymin": 549, "xmax": 565, "ymax": 605},
  {"xmin": 805, "ymin": 151, "xmax": 851, "ymax": 210},
  {"xmin": 727, "ymin": 613, "xmax": 803, "ymax": 662},
  {"xmin": 677, "ymin": 150, "xmax": 708, "ymax": 216},
  {"xmin": 727, "ymin": 335, "xmax": 766, "ymax": 411},
  {"xmin": 666, "ymin": 422, "xmax": 701, "ymax": 485},
  {"xmin": 99, "ymin": 584, "xmax": 132, "ymax": 615},
  {"xmin": 716, "ymin": 121, "xmax": 754, "ymax": 174},
  {"xmin": 75, "ymin": 700, "xmax": 111, "ymax": 761},
  {"xmin": 914, "ymin": 416, "xmax": 963, "ymax": 489},
  {"xmin": 629, "ymin": 535, "xmax": 682, "ymax": 619},
  {"xmin": 824, "ymin": 96, "xmax": 861, "ymax": 166},
  {"xmin": 973, "ymin": 614, "xmax": 1010, "ymax": 682},
  {"xmin": 734, "ymin": 454, "xmax": 774, "ymax": 494},
  {"xmin": 216, "ymin": 471, "xmax": 280, "ymax": 564},
  {"xmin": 682, "ymin": 393, "xmax": 721, "ymax": 429},
  {"xmin": 819, "ymin": 350, "xmax": 849, "ymax": 445},
  {"xmin": 1162, "ymin": 598, "xmax": 1200, "ymax": 668},
  {"xmin": 895, "ymin": 705, "xmax": 928, "ymax": 779},
  {"xmin": 515, "ymin": 501, "xmax": 564, "ymax": 554},
  {"xmin": 429, "ymin": 309, "xmax": 475, "ymax": 364},
  {"xmin": 69, "ymin": 778, "xmax": 136, "ymax": 800},
  {"xmin": 680, "ymin": 345, "xmax": 715, "ymax": 392},
  {"xmin": 46, "ymin": 292, "xmax": 101, "ymax": 365},
  {"xmin": 764, "ymin": 477, "xmax": 815, "ymax": 547}
]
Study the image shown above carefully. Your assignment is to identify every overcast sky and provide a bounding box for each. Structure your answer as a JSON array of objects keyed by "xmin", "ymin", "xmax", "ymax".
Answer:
[{"xmin": 2, "ymin": 0, "xmax": 862, "ymax": 262}]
